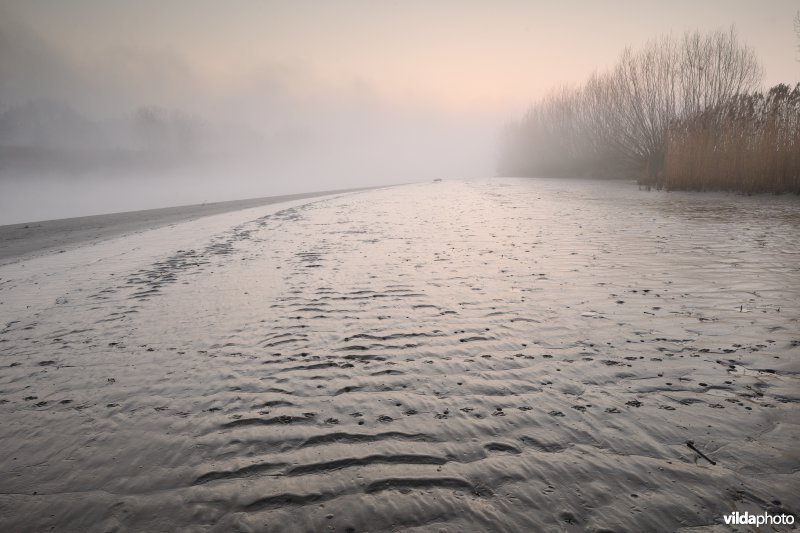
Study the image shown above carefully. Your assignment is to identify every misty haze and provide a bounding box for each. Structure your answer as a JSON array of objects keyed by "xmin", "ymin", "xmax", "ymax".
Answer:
[{"xmin": 1, "ymin": 2, "xmax": 798, "ymax": 532}]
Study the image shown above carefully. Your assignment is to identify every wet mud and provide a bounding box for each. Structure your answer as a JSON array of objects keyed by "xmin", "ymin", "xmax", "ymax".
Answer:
[{"xmin": 0, "ymin": 179, "xmax": 798, "ymax": 532}]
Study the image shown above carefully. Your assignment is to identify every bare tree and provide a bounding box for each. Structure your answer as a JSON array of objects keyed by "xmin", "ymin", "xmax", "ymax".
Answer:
[
  {"xmin": 795, "ymin": 11, "xmax": 800, "ymax": 60},
  {"xmin": 499, "ymin": 27, "xmax": 763, "ymax": 184}
]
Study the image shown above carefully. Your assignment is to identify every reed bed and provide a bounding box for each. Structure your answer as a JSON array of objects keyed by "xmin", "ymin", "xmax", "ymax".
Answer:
[
  {"xmin": 500, "ymin": 28, "xmax": 799, "ymax": 194},
  {"xmin": 664, "ymin": 84, "xmax": 800, "ymax": 193}
]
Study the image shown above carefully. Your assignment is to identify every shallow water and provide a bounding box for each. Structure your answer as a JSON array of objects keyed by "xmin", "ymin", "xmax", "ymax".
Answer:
[{"xmin": 0, "ymin": 178, "xmax": 798, "ymax": 532}]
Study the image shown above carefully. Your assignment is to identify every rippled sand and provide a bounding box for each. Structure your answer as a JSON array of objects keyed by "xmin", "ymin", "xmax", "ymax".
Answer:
[
  {"xmin": 0, "ymin": 188, "xmax": 367, "ymax": 264},
  {"xmin": 1, "ymin": 179, "xmax": 798, "ymax": 532}
]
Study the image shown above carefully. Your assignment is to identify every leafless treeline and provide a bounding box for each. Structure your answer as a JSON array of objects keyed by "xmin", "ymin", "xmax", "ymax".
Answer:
[
  {"xmin": 499, "ymin": 28, "xmax": 800, "ymax": 193},
  {"xmin": 0, "ymin": 101, "xmax": 264, "ymax": 176}
]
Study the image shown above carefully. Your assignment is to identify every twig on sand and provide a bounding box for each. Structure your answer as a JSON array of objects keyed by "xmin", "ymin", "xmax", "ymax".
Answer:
[{"xmin": 686, "ymin": 441, "xmax": 717, "ymax": 465}]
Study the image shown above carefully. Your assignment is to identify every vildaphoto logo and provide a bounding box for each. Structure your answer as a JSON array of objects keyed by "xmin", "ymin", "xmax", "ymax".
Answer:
[{"xmin": 723, "ymin": 511, "xmax": 795, "ymax": 526}]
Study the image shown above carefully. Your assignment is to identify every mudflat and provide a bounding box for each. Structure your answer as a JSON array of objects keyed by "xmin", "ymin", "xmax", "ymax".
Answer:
[
  {"xmin": 0, "ymin": 178, "xmax": 798, "ymax": 532},
  {"xmin": 0, "ymin": 187, "xmax": 371, "ymax": 265}
]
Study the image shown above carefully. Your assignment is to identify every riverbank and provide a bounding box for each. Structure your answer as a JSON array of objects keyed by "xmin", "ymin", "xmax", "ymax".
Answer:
[{"xmin": 0, "ymin": 187, "xmax": 374, "ymax": 265}]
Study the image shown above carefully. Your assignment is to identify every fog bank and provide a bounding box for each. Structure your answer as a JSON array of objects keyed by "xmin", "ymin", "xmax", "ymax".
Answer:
[
  {"xmin": 2, "ymin": 1, "xmax": 797, "ymax": 223},
  {"xmin": 0, "ymin": 8, "xmax": 497, "ymax": 224}
]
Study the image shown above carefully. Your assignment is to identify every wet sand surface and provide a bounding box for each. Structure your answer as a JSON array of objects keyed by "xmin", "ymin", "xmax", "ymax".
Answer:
[
  {"xmin": 0, "ymin": 178, "xmax": 798, "ymax": 532},
  {"xmin": 0, "ymin": 187, "xmax": 371, "ymax": 266}
]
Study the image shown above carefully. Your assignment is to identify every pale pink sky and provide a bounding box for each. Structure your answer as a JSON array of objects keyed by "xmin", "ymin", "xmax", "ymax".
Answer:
[{"xmin": 3, "ymin": 0, "xmax": 798, "ymax": 117}]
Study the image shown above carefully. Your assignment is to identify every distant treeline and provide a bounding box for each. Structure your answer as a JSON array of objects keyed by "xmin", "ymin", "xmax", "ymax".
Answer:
[
  {"xmin": 499, "ymin": 28, "xmax": 800, "ymax": 194},
  {"xmin": 0, "ymin": 101, "xmax": 261, "ymax": 176}
]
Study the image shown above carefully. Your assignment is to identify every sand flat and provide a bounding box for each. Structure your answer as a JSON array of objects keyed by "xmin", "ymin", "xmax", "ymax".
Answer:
[
  {"xmin": 0, "ymin": 178, "xmax": 798, "ymax": 532},
  {"xmin": 0, "ymin": 187, "xmax": 372, "ymax": 265}
]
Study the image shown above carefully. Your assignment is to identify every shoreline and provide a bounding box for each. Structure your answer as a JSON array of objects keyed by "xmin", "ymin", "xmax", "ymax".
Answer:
[{"xmin": 0, "ymin": 186, "xmax": 377, "ymax": 264}]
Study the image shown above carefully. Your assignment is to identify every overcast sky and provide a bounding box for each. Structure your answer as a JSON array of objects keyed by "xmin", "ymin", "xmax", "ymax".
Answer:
[
  {"xmin": 3, "ymin": 1, "xmax": 797, "ymax": 114},
  {"xmin": 0, "ymin": 1, "xmax": 798, "ymax": 222}
]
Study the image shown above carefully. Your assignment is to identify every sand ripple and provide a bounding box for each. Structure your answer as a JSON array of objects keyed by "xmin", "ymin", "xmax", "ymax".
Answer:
[{"xmin": 0, "ymin": 179, "xmax": 798, "ymax": 531}]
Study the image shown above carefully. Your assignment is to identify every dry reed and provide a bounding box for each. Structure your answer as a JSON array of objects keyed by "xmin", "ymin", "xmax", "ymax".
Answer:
[
  {"xmin": 663, "ymin": 84, "xmax": 800, "ymax": 193},
  {"xmin": 499, "ymin": 28, "xmax": 800, "ymax": 194}
]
